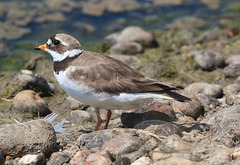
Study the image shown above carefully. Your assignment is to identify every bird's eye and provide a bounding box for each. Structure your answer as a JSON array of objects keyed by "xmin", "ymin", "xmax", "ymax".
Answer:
[{"xmin": 54, "ymin": 40, "xmax": 60, "ymax": 45}]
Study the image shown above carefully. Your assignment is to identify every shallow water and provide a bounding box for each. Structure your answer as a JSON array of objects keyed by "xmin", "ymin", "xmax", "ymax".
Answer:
[{"xmin": 0, "ymin": 0, "xmax": 239, "ymax": 71}]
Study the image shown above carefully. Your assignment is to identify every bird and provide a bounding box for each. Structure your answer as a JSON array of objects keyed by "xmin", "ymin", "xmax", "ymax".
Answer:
[{"xmin": 34, "ymin": 33, "xmax": 191, "ymax": 131}]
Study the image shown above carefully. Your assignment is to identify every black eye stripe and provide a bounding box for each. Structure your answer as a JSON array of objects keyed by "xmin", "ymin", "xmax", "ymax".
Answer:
[{"xmin": 54, "ymin": 40, "xmax": 60, "ymax": 45}]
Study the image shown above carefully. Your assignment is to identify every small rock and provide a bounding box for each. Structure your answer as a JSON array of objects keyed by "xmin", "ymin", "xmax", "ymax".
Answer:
[
  {"xmin": 69, "ymin": 110, "xmax": 92, "ymax": 124},
  {"xmin": 172, "ymin": 100, "xmax": 204, "ymax": 120},
  {"xmin": 12, "ymin": 90, "xmax": 51, "ymax": 118},
  {"xmin": 184, "ymin": 82, "xmax": 223, "ymax": 99},
  {"xmin": 85, "ymin": 153, "xmax": 112, "ymax": 165},
  {"xmin": 224, "ymin": 83, "xmax": 240, "ymax": 96},
  {"xmin": 131, "ymin": 156, "xmax": 151, "ymax": 165},
  {"xmin": 47, "ymin": 152, "xmax": 70, "ymax": 165},
  {"xmin": 0, "ymin": 119, "xmax": 56, "ymax": 156},
  {"xmin": 223, "ymin": 64, "xmax": 240, "ymax": 77},
  {"xmin": 69, "ymin": 150, "xmax": 90, "ymax": 165},
  {"xmin": 226, "ymin": 55, "xmax": 240, "ymax": 65},
  {"xmin": 2, "ymin": 69, "xmax": 54, "ymax": 98},
  {"xmin": 121, "ymin": 100, "xmax": 176, "ymax": 128},
  {"xmin": 232, "ymin": 147, "xmax": 240, "ymax": 160},
  {"xmin": 191, "ymin": 50, "xmax": 225, "ymax": 71},
  {"xmin": 18, "ymin": 153, "xmax": 45, "ymax": 165}
]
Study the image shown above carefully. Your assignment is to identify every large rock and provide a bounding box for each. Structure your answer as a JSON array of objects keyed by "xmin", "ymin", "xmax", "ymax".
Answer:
[
  {"xmin": 0, "ymin": 119, "xmax": 57, "ymax": 156},
  {"xmin": 2, "ymin": 69, "xmax": 54, "ymax": 98},
  {"xmin": 201, "ymin": 105, "xmax": 240, "ymax": 148},
  {"xmin": 191, "ymin": 50, "xmax": 225, "ymax": 71},
  {"xmin": 12, "ymin": 90, "xmax": 51, "ymax": 118},
  {"xmin": 103, "ymin": 26, "xmax": 158, "ymax": 55},
  {"xmin": 121, "ymin": 100, "xmax": 176, "ymax": 128}
]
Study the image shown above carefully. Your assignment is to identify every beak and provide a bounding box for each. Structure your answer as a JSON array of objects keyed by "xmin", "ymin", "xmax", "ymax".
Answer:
[{"xmin": 34, "ymin": 44, "xmax": 47, "ymax": 50}]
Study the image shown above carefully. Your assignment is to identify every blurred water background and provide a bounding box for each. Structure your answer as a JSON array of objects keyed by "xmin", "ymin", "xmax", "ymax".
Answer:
[{"xmin": 0, "ymin": 0, "xmax": 239, "ymax": 71}]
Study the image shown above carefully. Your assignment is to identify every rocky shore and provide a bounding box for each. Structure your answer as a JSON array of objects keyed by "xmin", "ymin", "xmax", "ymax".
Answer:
[
  {"xmin": 0, "ymin": 24, "xmax": 239, "ymax": 164},
  {"xmin": 0, "ymin": 0, "xmax": 240, "ymax": 164}
]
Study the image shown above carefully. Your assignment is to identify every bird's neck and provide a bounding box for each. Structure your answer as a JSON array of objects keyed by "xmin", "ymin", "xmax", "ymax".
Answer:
[{"xmin": 53, "ymin": 52, "xmax": 81, "ymax": 74}]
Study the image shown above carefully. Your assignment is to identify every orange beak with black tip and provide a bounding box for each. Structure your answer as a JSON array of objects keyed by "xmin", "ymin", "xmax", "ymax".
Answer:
[{"xmin": 34, "ymin": 44, "xmax": 47, "ymax": 50}]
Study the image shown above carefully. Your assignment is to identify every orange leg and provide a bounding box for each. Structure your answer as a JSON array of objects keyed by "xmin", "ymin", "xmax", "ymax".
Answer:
[
  {"xmin": 94, "ymin": 108, "xmax": 102, "ymax": 131},
  {"xmin": 104, "ymin": 110, "xmax": 112, "ymax": 129}
]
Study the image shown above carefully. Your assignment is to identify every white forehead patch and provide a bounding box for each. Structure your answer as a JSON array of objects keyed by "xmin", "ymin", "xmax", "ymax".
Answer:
[{"xmin": 47, "ymin": 39, "xmax": 52, "ymax": 45}]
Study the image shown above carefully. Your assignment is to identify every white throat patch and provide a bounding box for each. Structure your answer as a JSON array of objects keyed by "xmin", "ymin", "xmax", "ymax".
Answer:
[{"xmin": 45, "ymin": 49, "xmax": 84, "ymax": 61}]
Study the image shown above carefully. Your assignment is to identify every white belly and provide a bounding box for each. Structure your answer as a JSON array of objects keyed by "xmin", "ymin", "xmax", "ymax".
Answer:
[{"xmin": 54, "ymin": 69, "xmax": 173, "ymax": 110}]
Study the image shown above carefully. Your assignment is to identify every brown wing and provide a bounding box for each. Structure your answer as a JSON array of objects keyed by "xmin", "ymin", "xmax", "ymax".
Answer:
[{"xmin": 68, "ymin": 51, "xmax": 190, "ymax": 101}]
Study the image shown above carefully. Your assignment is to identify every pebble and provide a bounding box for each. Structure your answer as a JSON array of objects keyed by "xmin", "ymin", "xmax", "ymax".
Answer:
[
  {"xmin": 223, "ymin": 64, "xmax": 240, "ymax": 77},
  {"xmin": 13, "ymin": 90, "xmax": 51, "ymax": 118},
  {"xmin": 69, "ymin": 150, "xmax": 90, "ymax": 165},
  {"xmin": 131, "ymin": 156, "xmax": 151, "ymax": 165},
  {"xmin": 191, "ymin": 50, "xmax": 225, "ymax": 71},
  {"xmin": 85, "ymin": 153, "xmax": 112, "ymax": 165},
  {"xmin": 0, "ymin": 119, "xmax": 56, "ymax": 156},
  {"xmin": 18, "ymin": 153, "xmax": 45, "ymax": 165}
]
